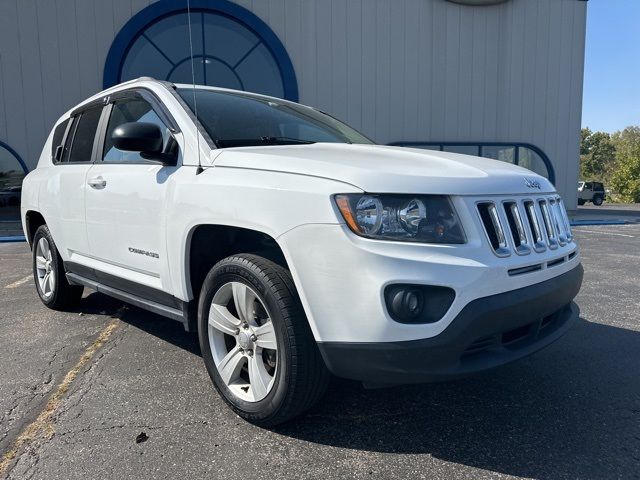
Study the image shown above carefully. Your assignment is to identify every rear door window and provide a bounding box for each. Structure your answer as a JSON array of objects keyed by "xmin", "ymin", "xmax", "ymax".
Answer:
[{"xmin": 67, "ymin": 107, "xmax": 103, "ymax": 163}]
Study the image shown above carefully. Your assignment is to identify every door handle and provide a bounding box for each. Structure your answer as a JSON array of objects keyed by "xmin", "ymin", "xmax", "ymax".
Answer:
[{"xmin": 88, "ymin": 176, "xmax": 106, "ymax": 189}]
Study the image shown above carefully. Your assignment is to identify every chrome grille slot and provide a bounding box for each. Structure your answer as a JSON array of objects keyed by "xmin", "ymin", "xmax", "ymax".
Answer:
[
  {"xmin": 538, "ymin": 200, "xmax": 559, "ymax": 249},
  {"xmin": 557, "ymin": 198, "xmax": 573, "ymax": 242},
  {"xmin": 549, "ymin": 198, "xmax": 567, "ymax": 246},
  {"xmin": 523, "ymin": 200, "xmax": 546, "ymax": 253},
  {"xmin": 503, "ymin": 201, "xmax": 531, "ymax": 255},
  {"xmin": 477, "ymin": 202, "xmax": 510, "ymax": 257}
]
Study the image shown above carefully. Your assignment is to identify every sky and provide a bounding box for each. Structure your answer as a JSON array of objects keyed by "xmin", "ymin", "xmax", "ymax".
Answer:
[{"xmin": 581, "ymin": 0, "xmax": 640, "ymax": 132}]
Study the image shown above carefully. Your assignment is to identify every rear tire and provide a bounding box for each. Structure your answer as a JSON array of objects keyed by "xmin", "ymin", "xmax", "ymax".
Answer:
[
  {"xmin": 198, "ymin": 253, "xmax": 329, "ymax": 427},
  {"xmin": 593, "ymin": 195, "xmax": 604, "ymax": 206},
  {"xmin": 32, "ymin": 225, "xmax": 83, "ymax": 310}
]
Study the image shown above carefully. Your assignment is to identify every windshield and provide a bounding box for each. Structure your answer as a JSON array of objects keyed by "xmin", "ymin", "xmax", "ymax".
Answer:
[{"xmin": 177, "ymin": 88, "xmax": 373, "ymax": 148}]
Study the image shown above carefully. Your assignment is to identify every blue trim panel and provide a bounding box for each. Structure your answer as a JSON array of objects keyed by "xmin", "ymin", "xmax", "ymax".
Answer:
[
  {"xmin": 388, "ymin": 141, "xmax": 556, "ymax": 185},
  {"xmin": 103, "ymin": 0, "xmax": 299, "ymax": 101},
  {"xmin": 0, "ymin": 140, "xmax": 28, "ymax": 174}
]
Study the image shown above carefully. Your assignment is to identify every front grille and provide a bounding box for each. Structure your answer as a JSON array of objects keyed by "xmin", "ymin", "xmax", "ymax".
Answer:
[{"xmin": 477, "ymin": 196, "xmax": 573, "ymax": 258}]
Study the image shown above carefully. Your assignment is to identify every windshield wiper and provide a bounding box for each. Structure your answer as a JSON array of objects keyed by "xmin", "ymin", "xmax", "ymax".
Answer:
[
  {"xmin": 259, "ymin": 136, "xmax": 316, "ymax": 144},
  {"xmin": 215, "ymin": 137, "xmax": 317, "ymax": 148}
]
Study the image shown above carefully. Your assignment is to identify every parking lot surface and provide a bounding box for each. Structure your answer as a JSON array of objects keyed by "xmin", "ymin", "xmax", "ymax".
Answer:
[{"xmin": 1, "ymin": 224, "xmax": 639, "ymax": 479}]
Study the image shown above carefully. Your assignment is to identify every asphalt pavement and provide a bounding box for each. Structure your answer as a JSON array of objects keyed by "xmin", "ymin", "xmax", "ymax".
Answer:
[{"xmin": 1, "ymin": 224, "xmax": 639, "ymax": 479}]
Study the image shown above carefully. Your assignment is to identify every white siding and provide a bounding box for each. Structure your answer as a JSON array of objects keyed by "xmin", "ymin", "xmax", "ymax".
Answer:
[{"xmin": 0, "ymin": 0, "xmax": 587, "ymax": 205}]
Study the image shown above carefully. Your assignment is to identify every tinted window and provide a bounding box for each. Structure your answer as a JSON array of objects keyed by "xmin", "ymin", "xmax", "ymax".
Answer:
[
  {"xmin": 442, "ymin": 145, "xmax": 479, "ymax": 156},
  {"xmin": 517, "ymin": 147, "xmax": 550, "ymax": 179},
  {"xmin": 68, "ymin": 108, "xmax": 102, "ymax": 163},
  {"xmin": 178, "ymin": 88, "xmax": 372, "ymax": 147},
  {"xmin": 51, "ymin": 119, "xmax": 69, "ymax": 160},
  {"xmin": 482, "ymin": 145, "xmax": 516, "ymax": 164},
  {"xmin": 398, "ymin": 143, "xmax": 552, "ymax": 181},
  {"xmin": 584, "ymin": 182, "xmax": 593, "ymax": 189},
  {"xmin": 102, "ymin": 98, "xmax": 172, "ymax": 163},
  {"xmin": 594, "ymin": 183, "xmax": 604, "ymax": 191},
  {"xmin": 0, "ymin": 145, "xmax": 26, "ymax": 222}
]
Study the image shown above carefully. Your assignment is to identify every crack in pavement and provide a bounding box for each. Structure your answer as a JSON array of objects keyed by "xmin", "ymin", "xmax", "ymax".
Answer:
[
  {"xmin": 0, "ymin": 344, "xmax": 76, "ymax": 450},
  {"xmin": 0, "ymin": 320, "xmax": 120, "ymax": 478}
]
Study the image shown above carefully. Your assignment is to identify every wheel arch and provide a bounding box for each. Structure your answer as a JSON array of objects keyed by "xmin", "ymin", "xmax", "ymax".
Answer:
[
  {"xmin": 184, "ymin": 223, "xmax": 293, "ymax": 304},
  {"xmin": 24, "ymin": 210, "xmax": 47, "ymax": 248}
]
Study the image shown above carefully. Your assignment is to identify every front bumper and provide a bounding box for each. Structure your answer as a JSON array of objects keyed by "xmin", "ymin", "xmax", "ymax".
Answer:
[{"xmin": 317, "ymin": 264, "xmax": 583, "ymax": 384}]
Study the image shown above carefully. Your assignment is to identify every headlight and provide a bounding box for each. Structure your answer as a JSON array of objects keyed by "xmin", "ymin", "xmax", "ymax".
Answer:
[{"xmin": 334, "ymin": 194, "xmax": 466, "ymax": 244}]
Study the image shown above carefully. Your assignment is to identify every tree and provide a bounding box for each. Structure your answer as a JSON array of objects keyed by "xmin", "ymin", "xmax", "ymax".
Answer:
[
  {"xmin": 610, "ymin": 127, "xmax": 640, "ymax": 203},
  {"xmin": 579, "ymin": 128, "xmax": 616, "ymax": 179},
  {"xmin": 580, "ymin": 127, "xmax": 592, "ymax": 155}
]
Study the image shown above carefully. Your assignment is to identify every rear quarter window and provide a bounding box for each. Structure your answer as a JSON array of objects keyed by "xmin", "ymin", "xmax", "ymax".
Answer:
[{"xmin": 51, "ymin": 119, "xmax": 70, "ymax": 161}]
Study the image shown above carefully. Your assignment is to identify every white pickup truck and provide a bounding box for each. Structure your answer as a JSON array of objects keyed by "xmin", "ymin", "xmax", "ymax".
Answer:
[{"xmin": 21, "ymin": 78, "xmax": 583, "ymax": 426}]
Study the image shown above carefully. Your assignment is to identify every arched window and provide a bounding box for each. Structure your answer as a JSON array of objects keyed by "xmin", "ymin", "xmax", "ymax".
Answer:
[
  {"xmin": 104, "ymin": 0, "xmax": 298, "ymax": 101},
  {"xmin": 0, "ymin": 142, "xmax": 27, "ymax": 222}
]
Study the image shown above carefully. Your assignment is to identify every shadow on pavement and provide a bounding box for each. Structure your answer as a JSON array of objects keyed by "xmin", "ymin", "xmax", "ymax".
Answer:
[
  {"xmin": 276, "ymin": 318, "xmax": 639, "ymax": 479},
  {"xmin": 73, "ymin": 293, "xmax": 639, "ymax": 479},
  {"xmin": 76, "ymin": 292, "xmax": 201, "ymax": 356}
]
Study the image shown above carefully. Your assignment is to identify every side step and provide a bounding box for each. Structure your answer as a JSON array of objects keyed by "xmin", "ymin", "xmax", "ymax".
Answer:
[{"xmin": 66, "ymin": 272, "xmax": 186, "ymax": 324}]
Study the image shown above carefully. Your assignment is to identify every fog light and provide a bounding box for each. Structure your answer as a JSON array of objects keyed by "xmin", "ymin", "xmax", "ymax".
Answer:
[
  {"xmin": 384, "ymin": 284, "xmax": 455, "ymax": 324},
  {"xmin": 389, "ymin": 288, "xmax": 424, "ymax": 320}
]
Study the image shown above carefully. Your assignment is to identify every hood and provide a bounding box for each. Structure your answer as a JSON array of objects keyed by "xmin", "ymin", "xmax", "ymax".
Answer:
[{"xmin": 213, "ymin": 143, "xmax": 555, "ymax": 195}]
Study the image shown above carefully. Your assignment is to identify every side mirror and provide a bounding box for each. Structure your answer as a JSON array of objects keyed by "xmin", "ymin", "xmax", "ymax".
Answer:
[{"xmin": 112, "ymin": 122, "xmax": 163, "ymax": 155}]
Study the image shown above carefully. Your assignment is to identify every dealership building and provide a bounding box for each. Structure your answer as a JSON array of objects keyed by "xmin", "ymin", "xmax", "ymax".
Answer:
[{"xmin": 0, "ymin": 0, "xmax": 587, "ymax": 233}]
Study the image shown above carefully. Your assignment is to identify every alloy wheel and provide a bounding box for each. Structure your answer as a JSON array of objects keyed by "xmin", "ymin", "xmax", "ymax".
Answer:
[
  {"xmin": 35, "ymin": 237, "xmax": 55, "ymax": 299},
  {"xmin": 208, "ymin": 281, "xmax": 278, "ymax": 402}
]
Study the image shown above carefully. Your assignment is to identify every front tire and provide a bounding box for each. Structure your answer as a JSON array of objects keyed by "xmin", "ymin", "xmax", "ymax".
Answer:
[
  {"xmin": 32, "ymin": 225, "xmax": 83, "ymax": 309},
  {"xmin": 593, "ymin": 195, "xmax": 604, "ymax": 206},
  {"xmin": 198, "ymin": 254, "xmax": 329, "ymax": 426},
  {"xmin": 577, "ymin": 199, "xmax": 585, "ymax": 206}
]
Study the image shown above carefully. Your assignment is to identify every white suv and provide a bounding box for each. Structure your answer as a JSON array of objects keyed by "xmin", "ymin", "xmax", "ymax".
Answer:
[{"xmin": 21, "ymin": 78, "xmax": 583, "ymax": 425}]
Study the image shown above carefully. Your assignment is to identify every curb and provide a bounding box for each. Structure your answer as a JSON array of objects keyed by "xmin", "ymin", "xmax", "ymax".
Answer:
[
  {"xmin": 570, "ymin": 220, "xmax": 630, "ymax": 226},
  {"xmin": 0, "ymin": 235, "xmax": 26, "ymax": 243}
]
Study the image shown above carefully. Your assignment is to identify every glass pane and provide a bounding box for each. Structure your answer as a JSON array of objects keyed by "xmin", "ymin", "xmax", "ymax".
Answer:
[
  {"xmin": 481, "ymin": 145, "xmax": 516, "ymax": 164},
  {"xmin": 518, "ymin": 147, "xmax": 550, "ymax": 179},
  {"xmin": 103, "ymin": 99, "xmax": 170, "ymax": 163},
  {"xmin": 235, "ymin": 43, "xmax": 284, "ymax": 98},
  {"xmin": 202, "ymin": 13, "xmax": 257, "ymax": 66},
  {"xmin": 51, "ymin": 119, "xmax": 69, "ymax": 159},
  {"xmin": 119, "ymin": 11, "xmax": 285, "ymax": 98},
  {"xmin": 68, "ymin": 108, "xmax": 102, "ymax": 163},
  {"xmin": 442, "ymin": 145, "xmax": 479, "ymax": 155},
  {"xmin": 144, "ymin": 13, "xmax": 195, "ymax": 64},
  {"xmin": 178, "ymin": 89, "xmax": 372, "ymax": 147},
  {"xmin": 120, "ymin": 37, "xmax": 174, "ymax": 81},
  {"xmin": 0, "ymin": 146, "xmax": 25, "ymax": 222}
]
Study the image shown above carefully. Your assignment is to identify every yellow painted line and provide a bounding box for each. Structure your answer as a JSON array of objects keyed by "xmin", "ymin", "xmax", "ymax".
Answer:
[
  {"xmin": 0, "ymin": 320, "xmax": 119, "ymax": 476},
  {"xmin": 5, "ymin": 275, "xmax": 32, "ymax": 289}
]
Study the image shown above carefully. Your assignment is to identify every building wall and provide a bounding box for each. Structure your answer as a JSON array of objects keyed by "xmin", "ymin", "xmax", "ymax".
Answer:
[{"xmin": 0, "ymin": 0, "xmax": 586, "ymax": 206}]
